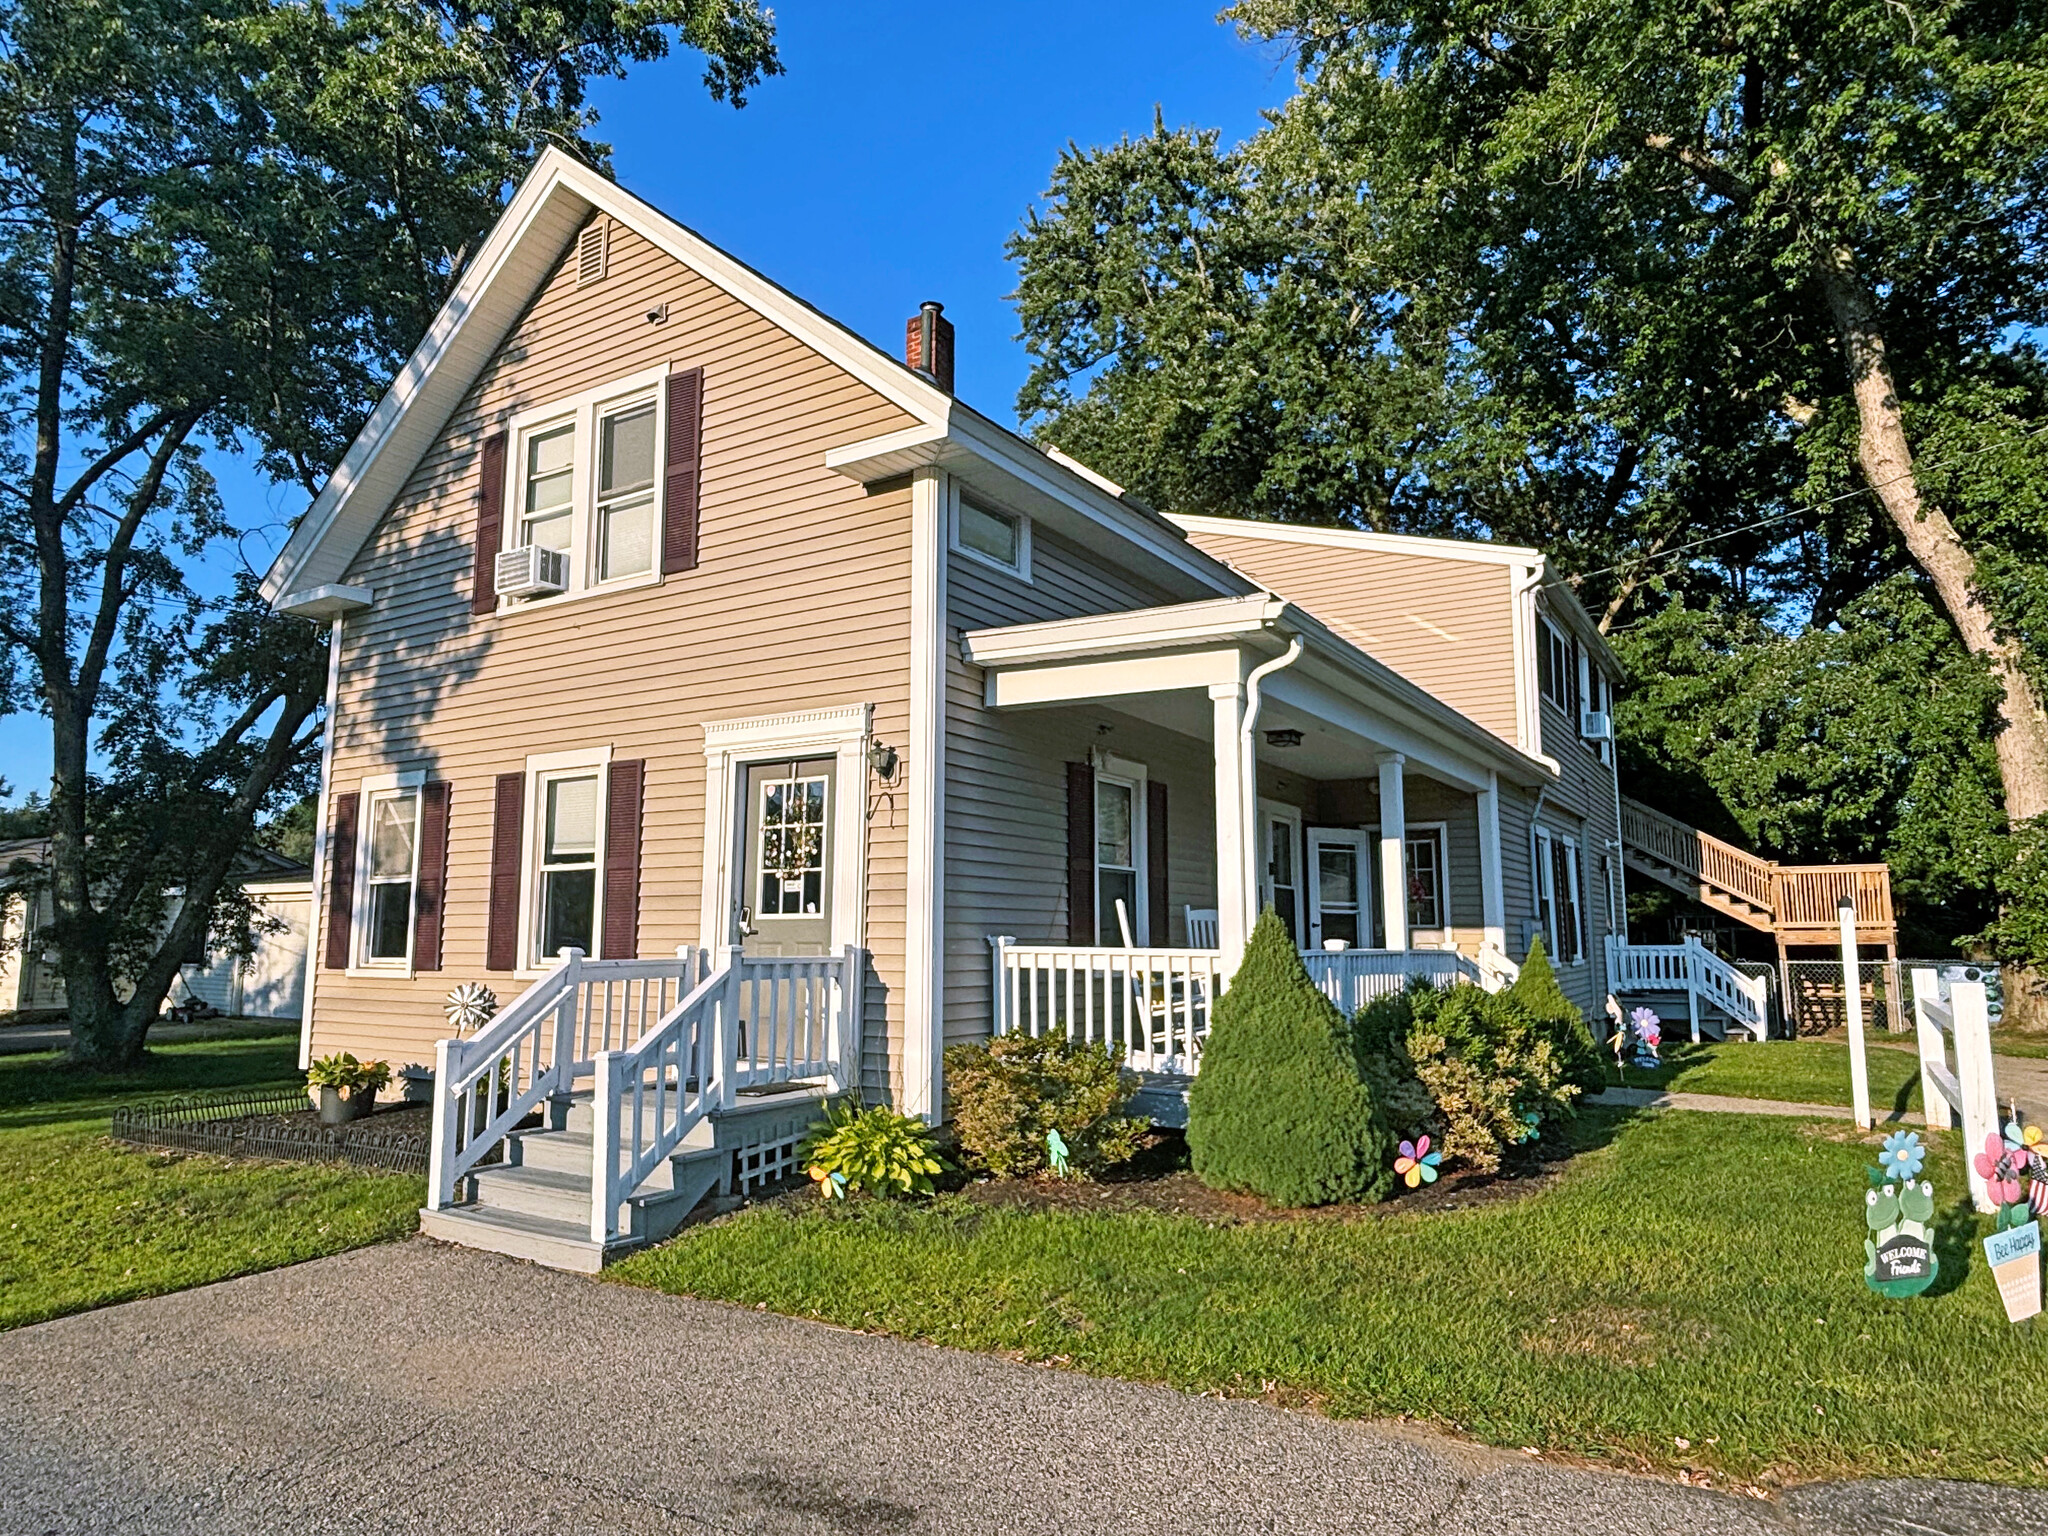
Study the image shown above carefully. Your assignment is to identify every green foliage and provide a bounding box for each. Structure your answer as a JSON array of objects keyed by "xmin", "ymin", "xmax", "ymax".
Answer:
[
  {"xmin": 304, "ymin": 1053, "xmax": 391, "ymax": 1096},
  {"xmin": 943, "ymin": 1033, "xmax": 1144, "ymax": 1179},
  {"xmin": 1352, "ymin": 981, "xmax": 1579, "ymax": 1175},
  {"xmin": 1186, "ymin": 909, "xmax": 1393, "ymax": 1206},
  {"xmin": 1974, "ymin": 816, "xmax": 2048, "ymax": 972},
  {"xmin": 1505, "ymin": 938, "xmax": 1606, "ymax": 1094},
  {"xmin": 799, "ymin": 1101, "xmax": 949, "ymax": 1199}
]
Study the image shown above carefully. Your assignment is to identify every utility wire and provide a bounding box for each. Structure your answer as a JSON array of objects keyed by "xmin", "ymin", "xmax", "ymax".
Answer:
[{"xmin": 1579, "ymin": 420, "xmax": 2048, "ymax": 582}]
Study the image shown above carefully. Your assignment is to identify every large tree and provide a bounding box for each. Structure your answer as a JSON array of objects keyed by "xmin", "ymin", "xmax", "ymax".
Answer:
[
  {"xmin": 1010, "ymin": 0, "xmax": 2048, "ymax": 979},
  {"xmin": 0, "ymin": 0, "xmax": 780, "ymax": 1066}
]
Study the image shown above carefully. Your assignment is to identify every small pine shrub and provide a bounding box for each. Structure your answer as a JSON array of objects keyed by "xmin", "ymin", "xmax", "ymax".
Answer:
[
  {"xmin": 944, "ymin": 1032, "xmax": 1144, "ymax": 1178},
  {"xmin": 1506, "ymin": 937, "xmax": 1607, "ymax": 1092},
  {"xmin": 798, "ymin": 1100, "xmax": 950, "ymax": 1198},
  {"xmin": 1187, "ymin": 908, "xmax": 1393, "ymax": 1206}
]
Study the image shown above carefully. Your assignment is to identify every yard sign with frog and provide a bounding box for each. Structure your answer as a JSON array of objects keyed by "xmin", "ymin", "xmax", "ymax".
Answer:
[{"xmin": 1864, "ymin": 1131, "xmax": 1938, "ymax": 1298}]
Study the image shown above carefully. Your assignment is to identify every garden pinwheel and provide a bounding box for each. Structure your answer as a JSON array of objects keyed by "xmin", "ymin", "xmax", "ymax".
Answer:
[{"xmin": 1394, "ymin": 1136, "xmax": 1441, "ymax": 1188}]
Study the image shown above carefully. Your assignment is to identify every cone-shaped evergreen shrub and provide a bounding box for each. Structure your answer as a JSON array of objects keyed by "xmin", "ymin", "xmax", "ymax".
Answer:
[
  {"xmin": 1507, "ymin": 937, "xmax": 1606, "ymax": 1092},
  {"xmin": 1187, "ymin": 909, "xmax": 1393, "ymax": 1205}
]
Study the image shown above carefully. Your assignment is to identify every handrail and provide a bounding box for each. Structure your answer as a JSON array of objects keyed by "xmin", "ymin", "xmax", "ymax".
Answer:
[
  {"xmin": 1605, "ymin": 936, "xmax": 1767, "ymax": 1041},
  {"xmin": 1621, "ymin": 797, "xmax": 1895, "ymax": 936}
]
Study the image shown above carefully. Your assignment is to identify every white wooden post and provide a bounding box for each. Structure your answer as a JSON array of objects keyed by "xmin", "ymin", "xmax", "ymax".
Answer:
[
  {"xmin": 835, "ymin": 942, "xmax": 861, "ymax": 1094},
  {"xmin": 1910, "ymin": 967, "xmax": 1954, "ymax": 1131},
  {"xmin": 719, "ymin": 944, "xmax": 744, "ymax": 1109},
  {"xmin": 1478, "ymin": 772, "xmax": 1506, "ymax": 957},
  {"xmin": 427, "ymin": 1036, "xmax": 459, "ymax": 1211},
  {"xmin": 553, "ymin": 946, "xmax": 584, "ymax": 1089},
  {"xmin": 590, "ymin": 1049, "xmax": 622, "ymax": 1245},
  {"xmin": 1210, "ymin": 682, "xmax": 1252, "ymax": 976},
  {"xmin": 989, "ymin": 937, "xmax": 1011, "ymax": 1037},
  {"xmin": 1952, "ymin": 978, "xmax": 1999, "ymax": 1214},
  {"xmin": 1839, "ymin": 899, "xmax": 1871, "ymax": 1130},
  {"xmin": 1377, "ymin": 752, "xmax": 1408, "ymax": 952},
  {"xmin": 1683, "ymin": 936, "xmax": 1700, "ymax": 1043}
]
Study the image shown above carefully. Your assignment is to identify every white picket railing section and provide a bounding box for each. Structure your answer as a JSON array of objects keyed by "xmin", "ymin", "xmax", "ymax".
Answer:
[
  {"xmin": 1910, "ymin": 968, "xmax": 1998, "ymax": 1214},
  {"xmin": 1606, "ymin": 936, "xmax": 1769, "ymax": 1041},
  {"xmin": 428, "ymin": 945, "xmax": 865, "ymax": 1244},
  {"xmin": 989, "ymin": 940, "xmax": 1492, "ymax": 1073}
]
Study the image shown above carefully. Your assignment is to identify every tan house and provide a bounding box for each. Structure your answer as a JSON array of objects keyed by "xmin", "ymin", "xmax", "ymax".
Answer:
[{"xmin": 263, "ymin": 150, "xmax": 1658, "ymax": 1269}]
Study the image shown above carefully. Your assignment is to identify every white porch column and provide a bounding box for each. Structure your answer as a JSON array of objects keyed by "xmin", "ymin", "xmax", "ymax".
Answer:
[
  {"xmin": 1211, "ymin": 681, "xmax": 1253, "ymax": 975},
  {"xmin": 1377, "ymin": 752, "xmax": 1408, "ymax": 951},
  {"xmin": 902, "ymin": 468, "xmax": 947, "ymax": 1122},
  {"xmin": 1478, "ymin": 770, "xmax": 1505, "ymax": 954}
]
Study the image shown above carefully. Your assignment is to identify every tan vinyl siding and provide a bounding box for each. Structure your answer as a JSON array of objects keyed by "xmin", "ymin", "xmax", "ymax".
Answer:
[
  {"xmin": 313, "ymin": 219, "xmax": 919, "ymax": 1099},
  {"xmin": 1182, "ymin": 532, "xmax": 1521, "ymax": 743}
]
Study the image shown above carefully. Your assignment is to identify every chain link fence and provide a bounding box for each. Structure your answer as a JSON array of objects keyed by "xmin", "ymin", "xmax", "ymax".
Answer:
[{"xmin": 1774, "ymin": 959, "xmax": 2002, "ymax": 1039}]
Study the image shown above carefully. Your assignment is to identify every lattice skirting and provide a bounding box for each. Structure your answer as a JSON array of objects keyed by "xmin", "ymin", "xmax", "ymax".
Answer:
[{"xmin": 734, "ymin": 1133, "xmax": 803, "ymax": 1194}]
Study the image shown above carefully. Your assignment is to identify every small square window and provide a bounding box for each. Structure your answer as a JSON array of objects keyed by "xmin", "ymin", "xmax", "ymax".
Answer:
[{"xmin": 954, "ymin": 497, "xmax": 1029, "ymax": 577}]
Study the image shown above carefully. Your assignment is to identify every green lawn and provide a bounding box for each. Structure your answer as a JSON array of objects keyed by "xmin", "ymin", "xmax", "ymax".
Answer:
[
  {"xmin": 612, "ymin": 1108, "xmax": 2047, "ymax": 1486},
  {"xmin": 1609, "ymin": 1037, "xmax": 1925, "ymax": 1116},
  {"xmin": 0, "ymin": 1033, "xmax": 421, "ymax": 1331}
]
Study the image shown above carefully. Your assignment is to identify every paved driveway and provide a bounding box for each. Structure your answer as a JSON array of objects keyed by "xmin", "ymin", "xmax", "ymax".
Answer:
[{"xmin": 0, "ymin": 1240, "xmax": 2038, "ymax": 1535}]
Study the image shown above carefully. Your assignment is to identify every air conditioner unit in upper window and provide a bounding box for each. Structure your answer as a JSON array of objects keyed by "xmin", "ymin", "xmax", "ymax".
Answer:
[
  {"xmin": 495, "ymin": 545, "xmax": 569, "ymax": 599},
  {"xmin": 1580, "ymin": 709, "xmax": 1614, "ymax": 741}
]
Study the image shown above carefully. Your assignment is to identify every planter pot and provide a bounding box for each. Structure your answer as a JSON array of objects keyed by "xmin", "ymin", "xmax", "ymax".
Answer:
[{"xmin": 313, "ymin": 1085, "xmax": 377, "ymax": 1128}]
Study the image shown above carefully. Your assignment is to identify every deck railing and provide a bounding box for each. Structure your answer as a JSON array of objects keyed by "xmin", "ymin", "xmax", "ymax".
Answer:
[
  {"xmin": 1620, "ymin": 798, "xmax": 1776, "ymax": 912},
  {"xmin": 990, "ymin": 939, "xmax": 1486, "ymax": 1073}
]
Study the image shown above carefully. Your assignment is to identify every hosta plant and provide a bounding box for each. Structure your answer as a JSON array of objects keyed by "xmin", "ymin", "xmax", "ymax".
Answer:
[{"xmin": 799, "ymin": 1100, "xmax": 950, "ymax": 1199}]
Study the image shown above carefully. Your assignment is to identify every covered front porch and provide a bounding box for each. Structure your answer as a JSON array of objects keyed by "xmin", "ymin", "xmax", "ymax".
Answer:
[{"xmin": 960, "ymin": 595, "xmax": 1550, "ymax": 1081}]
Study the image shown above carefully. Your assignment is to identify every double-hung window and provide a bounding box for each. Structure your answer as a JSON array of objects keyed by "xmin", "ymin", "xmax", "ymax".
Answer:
[
  {"xmin": 359, "ymin": 785, "xmax": 420, "ymax": 966},
  {"xmin": 1093, "ymin": 759, "xmax": 1146, "ymax": 945},
  {"xmin": 503, "ymin": 364, "xmax": 669, "ymax": 601},
  {"xmin": 536, "ymin": 771, "xmax": 601, "ymax": 962},
  {"xmin": 1533, "ymin": 827, "xmax": 1584, "ymax": 963},
  {"xmin": 1405, "ymin": 827, "xmax": 1445, "ymax": 931},
  {"xmin": 1540, "ymin": 616, "xmax": 1579, "ymax": 714}
]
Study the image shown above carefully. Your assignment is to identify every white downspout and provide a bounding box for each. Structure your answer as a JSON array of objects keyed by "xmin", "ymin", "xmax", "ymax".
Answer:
[
  {"xmin": 299, "ymin": 615, "xmax": 344, "ymax": 1070},
  {"xmin": 1236, "ymin": 635, "xmax": 1305, "ymax": 949}
]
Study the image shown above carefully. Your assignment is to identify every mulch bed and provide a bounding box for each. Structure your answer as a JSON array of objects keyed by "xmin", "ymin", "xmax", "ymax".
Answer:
[{"xmin": 950, "ymin": 1130, "xmax": 1574, "ymax": 1225}]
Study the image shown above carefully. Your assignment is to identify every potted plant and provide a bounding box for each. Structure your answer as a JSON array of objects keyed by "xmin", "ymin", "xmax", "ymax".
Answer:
[{"xmin": 306, "ymin": 1053, "xmax": 392, "ymax": 1127}]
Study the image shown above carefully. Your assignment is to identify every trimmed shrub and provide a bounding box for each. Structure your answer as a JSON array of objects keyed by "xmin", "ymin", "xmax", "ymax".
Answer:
[
  {"xmin": 1187, "ymin": 908, "xmax": 1393, "ymax": 1205},
  {"xmin": 1352, "ymin": 980, "xmax": 1580, "ymax": 1175},
  {"xmin": 944, "ymin": 1032, "xmax": 1144, "ymax": 1178},
  {"xmin": 1506, "ymin": 937, "xmax": 1607, "ymax": 1093}
]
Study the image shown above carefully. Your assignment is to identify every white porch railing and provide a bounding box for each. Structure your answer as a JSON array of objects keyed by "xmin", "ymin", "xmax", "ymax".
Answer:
[
  {"xmin": 427, "ymin": 945, "xmax": 864, "ymax": 1244},
  {"xmin": 1606, "ymin": 935, "xmax": 1769, "ymax": 1041},
  {"xmin": 989, "ymin": 939, "xmax": 1486, "ymax": 1074}
]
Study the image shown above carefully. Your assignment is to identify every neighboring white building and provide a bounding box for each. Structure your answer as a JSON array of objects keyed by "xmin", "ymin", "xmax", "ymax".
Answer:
[{"xmin": 0, "ymin": 840, "xmax": 312, "ymax": 1020}]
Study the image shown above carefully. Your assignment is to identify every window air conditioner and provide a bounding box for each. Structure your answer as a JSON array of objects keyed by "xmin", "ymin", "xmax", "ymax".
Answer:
[
  {"xmin": 495, "ymin": 545, "xmax": 569, "ymax": 599},
  {"xmin": 1580, "ymin": 709, "xmax": 1614, "ymax": 741}
]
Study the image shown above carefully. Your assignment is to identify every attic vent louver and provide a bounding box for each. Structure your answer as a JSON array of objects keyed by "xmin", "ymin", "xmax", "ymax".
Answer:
[{"xmin": 576, "ymin": 221, "xmax": 609, "ymax": 286}]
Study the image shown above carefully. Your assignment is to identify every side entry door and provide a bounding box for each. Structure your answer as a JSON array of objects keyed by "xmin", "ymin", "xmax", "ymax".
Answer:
[{"xmin": 737, "ymin": 757, "xmax": 836, "ymax": 958}]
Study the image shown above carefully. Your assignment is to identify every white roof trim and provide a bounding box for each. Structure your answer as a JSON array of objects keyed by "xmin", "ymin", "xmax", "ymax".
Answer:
[
  {"xmin": 263, "ymin": 148, "xmax": 955, "ymax": 607},
  {"xmin": 1171, "ymin": 513, "xmax": 1543, "ymax": 568}
]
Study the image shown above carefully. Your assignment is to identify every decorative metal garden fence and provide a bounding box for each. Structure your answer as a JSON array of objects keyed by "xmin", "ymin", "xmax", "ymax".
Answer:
[{"xmin": 111, "ymin": 1087, "xmax": 430, "ymax": 1176}]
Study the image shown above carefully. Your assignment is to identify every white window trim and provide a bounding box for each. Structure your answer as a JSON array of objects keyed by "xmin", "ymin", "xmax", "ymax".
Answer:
[
  {"xmin": 1091, "ymin": 752, "xmax": 1147, "ymax": 945},
  {"xmin": 1539, "ymin": 614, "xmax": 1574, "ymax": 710},
  {"xmin": 698, "ymin": 705, "xmax": 871, "ymax": 955},
  {"xmin": 514, "ymin": 745, "xmax": 613, "ymax": 978},
  {"xmin": 1257, "ymin": 798, "xmax": 1304, "ymax": 943},
  {"xmin": 498, "ymin": 362, "xmax": 671, "ymax": 613},
  {"xmin": 949, "ymin": 482, "xmax": 1032, "ymax": 582},
  {"xmin": 347, "ymin": 769, "xmax": 425, "ymax": 978},
  {"xmin": 1533, "ymin": 825, "xmax": 1586, "ymax": 966},
  {"xmin": 1579, "ymin": 652, "xmax": 1615, "ymax": 765},
  {"xmin": 1366, "ymin": 820, "xmax": 1452, "ymax": 938}
]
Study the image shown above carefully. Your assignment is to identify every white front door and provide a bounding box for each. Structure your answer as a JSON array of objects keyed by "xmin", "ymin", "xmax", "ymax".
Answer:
[
  {"xmin": 1306, "ymin": 828, "xmax": 1373, "ymax": 951},
  {"xmin": 1258, "ymin": 803, "xmax": 1303, "ymax": 944}
]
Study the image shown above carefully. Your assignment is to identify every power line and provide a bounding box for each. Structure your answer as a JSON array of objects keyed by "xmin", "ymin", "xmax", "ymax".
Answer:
[{"xmin": 1580, "ymin": 420, "xmax": 2048, "ymax": 582}]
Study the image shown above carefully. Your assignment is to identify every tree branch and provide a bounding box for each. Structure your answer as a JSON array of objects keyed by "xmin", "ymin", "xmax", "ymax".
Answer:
[{"xmin": 1643, "ymin": 133, "xmax": 1754, "ymax": 207}]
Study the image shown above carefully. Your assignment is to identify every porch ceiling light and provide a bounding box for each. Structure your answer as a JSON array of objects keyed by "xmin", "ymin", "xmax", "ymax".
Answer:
[{"xmin": 1264, "ymin": 728, "xmax": 1303, "ymax": 748}]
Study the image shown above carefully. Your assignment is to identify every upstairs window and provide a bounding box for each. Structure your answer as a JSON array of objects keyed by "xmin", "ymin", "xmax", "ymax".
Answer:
[
  {"xmin": 596, "ymin": 402, "xmax": 658, "ymax": 581},
  {"xmin": 521, "ymin": 424, "xmax": 575, "ymax": 553},
  {"xmin": 1540, "ymin": 616, "xmax": 1579, "ymax": 713},
  {"xmin": 953, "ymin": 496, "xmax": 1031, "ymax": 579}
]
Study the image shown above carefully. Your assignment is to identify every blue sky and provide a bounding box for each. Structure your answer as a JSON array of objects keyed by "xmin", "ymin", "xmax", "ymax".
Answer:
[{"xmin": 0, "ymin": 3, "xmax": 1295, "ymax": 800}]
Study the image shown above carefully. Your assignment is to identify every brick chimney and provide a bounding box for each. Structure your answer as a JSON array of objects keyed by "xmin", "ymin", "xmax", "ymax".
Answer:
[{"xmin": 905, "ymin": 301, "xmax": 954, "ymax": 393}]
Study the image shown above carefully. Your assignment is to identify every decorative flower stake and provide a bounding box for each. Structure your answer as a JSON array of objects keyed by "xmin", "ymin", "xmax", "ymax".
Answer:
[
  {"xmin": 1394, "ymin": 1136, "xmax": 1441, "ymax": 1188},
  {"xmin": 1878, "ymin": 1129, "xmax": 1926, "ymax": 1183}
]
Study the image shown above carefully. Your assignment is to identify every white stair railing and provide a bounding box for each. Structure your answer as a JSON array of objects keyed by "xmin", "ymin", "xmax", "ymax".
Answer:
[
  {"xmin": 1686, "ymin": 938, "xmax": 1770, "ymax": 1041},
  {"xmin": 1604, "ymin": 936, "xmax": 1769, "ymax": 1041},
  {"xmin": 589, "ymin": 944, "xmax": 864, "ymax": 1245}
]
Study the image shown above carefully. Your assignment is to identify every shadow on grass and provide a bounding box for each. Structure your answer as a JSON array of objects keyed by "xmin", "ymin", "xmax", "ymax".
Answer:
[
  {"xmin": 1925, "ymin": 1198, "xmax": 1978, "ymax": 1297},
  {"xmin": 0, "ymin": 1036, "xmax": 304, "ymax": 1127}
]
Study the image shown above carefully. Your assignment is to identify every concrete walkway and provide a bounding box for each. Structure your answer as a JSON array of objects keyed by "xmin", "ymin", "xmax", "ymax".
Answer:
[{"xmin": 0, "ymin": 1240, "xmax": 2038, "ymax": 1535}]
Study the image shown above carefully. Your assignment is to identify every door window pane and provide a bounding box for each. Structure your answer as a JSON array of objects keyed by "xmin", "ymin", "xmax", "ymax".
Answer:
[
  {"xmin": 759, "ymin": 775, "xmax": 828, "ymax": 916},
  {"xmin": 538, "ymin": 774, "xmax": 599, "ymax": 961},
  {"xmin": 522, "ymin": 424, "xmax": 576, "ymax": 551},
  {"xmin": 1268, "ymin": 819, "xmax": 1298, "ymax": 942},
  {"xmin": 1317, "ymin": 845, "xmax": 1361, "ymax": 948}
]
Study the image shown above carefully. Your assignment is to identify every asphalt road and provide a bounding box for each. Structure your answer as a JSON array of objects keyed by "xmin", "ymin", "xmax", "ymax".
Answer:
[{"xmin": 0, "ymin": 1239, "xmax": 2039, "ymax": 1536}]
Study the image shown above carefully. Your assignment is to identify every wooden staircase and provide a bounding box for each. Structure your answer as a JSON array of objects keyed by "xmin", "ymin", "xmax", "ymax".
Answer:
[{"xmin": 1619, "ymin": 798, "xmax": 1896, "ymax": 954}]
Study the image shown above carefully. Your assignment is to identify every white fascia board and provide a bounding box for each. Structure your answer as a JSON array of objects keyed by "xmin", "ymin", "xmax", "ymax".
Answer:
[
  {"xmin": 1171, "ymin": 513, "xmax": 1544, "ymax": 569},
  {"xmin": 275, "ymin": 584, "xmax": 374, "ymax": 620},
  {"xmin": 988, "ymin": 648, "xmax": 1248, "ymax": 708},
  {"xmin": 960, "ymin": 595, "xmax": 1284, "ymax": 666},
  {"xmin": 264, "ymin": 147, "xmax": 954, "ymax": 609}
]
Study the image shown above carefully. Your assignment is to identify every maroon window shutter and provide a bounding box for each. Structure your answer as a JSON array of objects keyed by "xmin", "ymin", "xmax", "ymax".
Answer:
[
  {"xmin": 1146, "ymin": 780, "xmax": 1169, "ymax": 946},
  {"xmin": 486, "ymin": 772, "xmax": 525, "ymax": 972},
  {"xmin": 662, "ymin": 367, "xmax": 704, "ymax": 574},
  {"xmin": 323, "ymin": 792, "xmax": 359, "ymax": 970},
  {"xmin": 412, "ymin": 781, "xmax": 451, "ymax": 972},
  {"xmin": 1066, "ymin": 761, "xmax": 1095, "ymax": 945},
  {"xmin": 472, "ymin": 431, "xmax": 508, "ymax": 616},
  {"xmin": 601, "ymin": 760, "xmax": 644, "ymax": 959}
]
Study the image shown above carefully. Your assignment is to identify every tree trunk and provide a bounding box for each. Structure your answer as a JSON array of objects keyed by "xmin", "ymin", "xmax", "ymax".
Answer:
[{"xmin": 1819, "ymin": 247, "xmax": 2048, "ymax": 827}]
